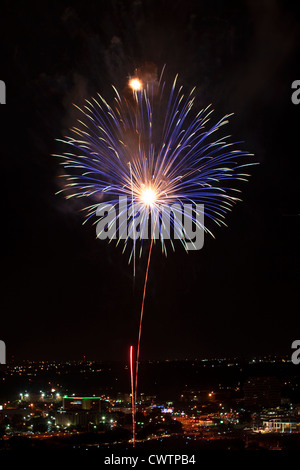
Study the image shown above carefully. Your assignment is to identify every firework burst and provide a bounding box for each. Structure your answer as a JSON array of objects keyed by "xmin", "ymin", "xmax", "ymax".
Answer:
[{"xmin": 54, "ymin": 72, "xmax": 254, "ymax": 260}]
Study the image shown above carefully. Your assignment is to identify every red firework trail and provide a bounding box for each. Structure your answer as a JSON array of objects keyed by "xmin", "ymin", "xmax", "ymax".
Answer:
[
  {"xmin": 130, "ymin": 345, "xmax": 135, "ymax": 447},
  {"xmin": 130, "ymin": 218, "xmax": 157, "ymax": 446},
  {"xmin": 134, "ymin": 238, "xmax": 155, "ymax": 405}
]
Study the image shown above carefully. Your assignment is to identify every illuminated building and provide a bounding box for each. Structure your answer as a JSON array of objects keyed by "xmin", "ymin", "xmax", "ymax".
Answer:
[
  {"xmin": 62, "ymin": 396, "xmax": 102, "ymax": 411},
  {"xmin": 55, "ymin": 409, "xmax": 103, "ymax": 427},
  {"xmin": 262, "ymin": 418, "xmax": 300, "ymax": 433},
  {"xmin": 55, "ymin": 396, "xmax": 103, "ymax": 427}
]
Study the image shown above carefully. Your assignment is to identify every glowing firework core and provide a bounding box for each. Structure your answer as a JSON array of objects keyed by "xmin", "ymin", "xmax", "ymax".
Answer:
[
  {"xmin": 129, "ymin": 78, "xmax": 142, "ymax": 91},
  {"xmin": 140, "ymin": 187, "xmax": 157, "ymax": 207}
]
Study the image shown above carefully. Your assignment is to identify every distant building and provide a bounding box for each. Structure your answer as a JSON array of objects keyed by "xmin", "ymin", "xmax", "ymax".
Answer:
[
  {"xmin": 116, "ymin": 392, "xmax": 156, "ymax": 405},
  {"xmin": 0, "ymin": 407, "xmax": 29, "ymax": 423},
  {"xmin": 111, "ymin": 406, "xmax": 132, "ymax": 415},
  {"xmin": 263, "ymin": 418, "xmax": 300, "ymax": 433},
  {"xmin": 55, "ymin": 409, "xmax": 102, "ymax": 427},
  {"xmin": 243, "ymin": 376, "xmax": 281, "ymax": 408},
  {"xmin": 55, "ymin": 396, "xmax": 103, "ymax": 427},
  {"xmin": 20, "ymin": 392, "xmax": 62, "ymax": 403},
  {"xmin": 62, "ymin": 396, "xmax": 102, "ymax": 411}
]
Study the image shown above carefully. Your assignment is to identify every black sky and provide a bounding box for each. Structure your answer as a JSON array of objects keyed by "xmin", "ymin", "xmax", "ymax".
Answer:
[{"xmin": 0, "ymin": 0, "xmax": 299, "ymax": 361}]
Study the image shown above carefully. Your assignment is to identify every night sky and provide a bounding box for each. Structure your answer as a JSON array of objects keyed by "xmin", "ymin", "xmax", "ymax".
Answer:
[{"xmin": 1, "ymin": 0, "xmax": 299, "ymax": 362}]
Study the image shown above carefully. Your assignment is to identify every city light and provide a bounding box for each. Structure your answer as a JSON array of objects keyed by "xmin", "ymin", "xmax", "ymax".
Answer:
[{"xmin": 1, "ymin": 357, "xmax": 299, "ymax": 449}]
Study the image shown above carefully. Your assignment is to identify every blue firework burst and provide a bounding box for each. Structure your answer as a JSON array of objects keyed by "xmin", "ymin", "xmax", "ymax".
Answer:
[{"xmin": 54, "ymin": 72, "xmax": 254, "ymax": 259}]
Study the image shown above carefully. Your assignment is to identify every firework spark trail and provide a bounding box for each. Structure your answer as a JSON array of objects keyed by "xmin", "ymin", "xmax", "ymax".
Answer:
[
  {"xmin": 130, "ymin": 345, "xmax": 135, "ymax": 447},
  {"xmin": 134, "ymin": 219, "xmax": 156, "ymax": 413}
]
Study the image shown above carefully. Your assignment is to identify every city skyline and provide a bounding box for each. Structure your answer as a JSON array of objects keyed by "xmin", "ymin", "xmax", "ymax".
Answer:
[{"xmin": 0, "ymin": 356, "xmax": 299, "ymax": 452}]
